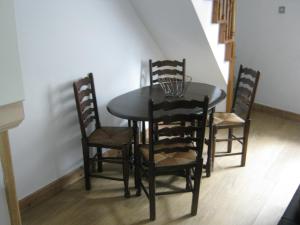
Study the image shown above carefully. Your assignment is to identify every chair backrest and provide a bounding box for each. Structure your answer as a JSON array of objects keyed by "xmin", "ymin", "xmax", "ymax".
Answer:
[
  {"xmin": 148, "ymin": 97, "xmax": 209, "ymax": 164},
  {"xmin": 149, "ymin": 59, "xmax": 186, "ymax": 86},
  {"xmin": 73, "ymin": 73, "xmax": 101, "ymax": 139},
  {"xmin": 232, "ymin": 65, "xmax": 260, "ymax": 120}
]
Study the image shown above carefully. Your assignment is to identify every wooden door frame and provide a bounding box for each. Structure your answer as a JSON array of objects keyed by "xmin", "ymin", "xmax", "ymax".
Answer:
[{"xmin": 0, "ymin": 131, "xmax": 22, "ymax": 225}]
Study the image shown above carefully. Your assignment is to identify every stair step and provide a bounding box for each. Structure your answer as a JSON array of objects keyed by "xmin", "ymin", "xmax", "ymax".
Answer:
[
  {"xmin": 217, "ymin": 19, "xmax": 227, "ymax": 24},
  {"xmin": 212, "ymin": 0, "xmax": 219, "ymax": 23},
  {"xmin": 224, "ymin": 38, "xmax": 234, "ymax": 44}
]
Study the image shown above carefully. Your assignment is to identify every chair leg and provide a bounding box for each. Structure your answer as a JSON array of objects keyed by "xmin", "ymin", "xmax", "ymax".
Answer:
[
  {"xmin": 211, "ymin": 126, "xmax": 217, "ymax": 170},
  {"xmin": 227, "ymin": 128, "xmax": 233, "ymax": 153},
  {"xmin": 241, "ymin": 121, "xmax": 250, "ymax": 167},
  {"xmin": 185, "ymin": 168, "xmax": 192, "ymax": 191},
  {"xmin": 122, "ymin": 146, "xmax": 130, "ymax": 198},
  {"xmin": 135, "ymin": 150, "xmax": 142, "ymax": 197},
  {"xmin": 142, "ymin": 121, "xmax": 146, "ymax": 144},
  {"xmin": 154, "ymin": 123, "xmax": 159, "ymax": 142},
  {"xmin": 206, "ymin": 108, "xmax": 215, "ymax": 177},
  {"xmin": 133, "ymin": 121, "xmax": 141, "ymax": 196},
  {"xmin": 128, "ymin": 120, "xmax": 134, "ymax": 170},
  {"xmin": 191, "ymin": 158, "xmax": 203, "ymax": 216},
  {"xmin": 206, "ymin": 139, "xmax": 212, "ymax": 177},
  {"xmin": 149, "ymin": 167, "xmax": 156, "ymax": 221},
  {"xmin": 97, "ymin": 147, "xmax": 103, "ymax": 172},
  {"xmin": 82, "ymin": 139, "xmax": 91, "ymax": 191}
]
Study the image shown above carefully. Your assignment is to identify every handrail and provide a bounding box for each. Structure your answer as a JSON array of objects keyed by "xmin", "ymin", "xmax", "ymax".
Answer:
[{"xmin": 212, "ymin": 0, "xmax": 237, "ymax": 111}]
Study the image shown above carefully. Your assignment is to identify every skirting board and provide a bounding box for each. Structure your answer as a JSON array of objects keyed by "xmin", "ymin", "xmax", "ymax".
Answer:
[
  {"xmin": 19, "ymin": 167, "xmax": 83, "ymax": 212},
  {"xmin": 253, "ymin": 103, "xmax": 300, "ymax": 122}
]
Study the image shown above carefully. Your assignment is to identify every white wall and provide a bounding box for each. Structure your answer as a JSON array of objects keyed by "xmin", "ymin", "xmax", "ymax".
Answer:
[
  {"xmin": 10, "ymin": 0, "xmax": 163, "ymax": 199},
  {"xmin": 236, "ymin": 0, "xmax": 300, "ymax": 113},
  {"xmin": 130, "ymin": 0, "xmax": 227, "ymax": 111},
  {"xmin": 191, "ymin": 0, "xmax": 229, "ymax": 83}
]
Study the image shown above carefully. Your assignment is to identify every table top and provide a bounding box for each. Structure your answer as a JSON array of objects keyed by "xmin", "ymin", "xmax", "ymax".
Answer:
[{"xmin": 107, "ymin": 82, "xmax": 226, "ymax": 121}]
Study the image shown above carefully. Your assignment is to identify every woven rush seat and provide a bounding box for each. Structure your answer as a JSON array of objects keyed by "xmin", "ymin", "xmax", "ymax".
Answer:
[
  {"xmin": 213, "ymin": 112, "xmax": 245, "ymax": 126},
  {"xmin": 102, "ymin": 148, "xmax": 123, "ymax": 158},
  {"xmin": 140, "ymin": 143, "xmax": 196, "ymax": 167},
  {"xmin": 88, "ymin": 127, "xmax": 133, "ymax": 147}
]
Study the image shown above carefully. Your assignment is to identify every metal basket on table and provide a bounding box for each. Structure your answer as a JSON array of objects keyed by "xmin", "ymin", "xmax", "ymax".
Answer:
[{"xmin": 158, "ymin": 75, "xmax": 192, "ymax": 97}]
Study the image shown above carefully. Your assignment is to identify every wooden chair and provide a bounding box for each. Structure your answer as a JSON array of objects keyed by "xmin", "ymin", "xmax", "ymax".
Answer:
[
  {"xmin": 136, "ymin": 97, "xmax": 209, "ymax": 220},
  {"xmin": 210, "ymin": 65, "xmax": 260, "ymax": 168},
  {"xmin": 148, "ymin": 59, "xmax": 212, "ymax": 178},
  {"xmin": 73, "ymin": 73, "xmax": 133, "ymax": 197},
  {"xmin": 139, "ymin": 59, "xmax": 187, "ymax": 145}
]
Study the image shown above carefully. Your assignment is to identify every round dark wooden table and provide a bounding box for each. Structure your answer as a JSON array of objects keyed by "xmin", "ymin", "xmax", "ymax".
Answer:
[
  {"xmin": 107, "ymin": 82, "xmax": 226, "ymax": 122},
  {"xmin": 107, "ymin": 82, "xmax": 226, "ymax": 186}
]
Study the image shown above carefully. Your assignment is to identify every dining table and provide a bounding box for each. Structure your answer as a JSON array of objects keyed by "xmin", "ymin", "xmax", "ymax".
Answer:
[{"xmin": 107, "ymin": 82, "xmax": 226, "ymax": 188}]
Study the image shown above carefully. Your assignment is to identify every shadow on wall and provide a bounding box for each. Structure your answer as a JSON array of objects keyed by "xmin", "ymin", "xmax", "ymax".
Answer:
[
  {"xmin": 47, "ymin": 80, "xmax": 82, "ymax": 174},
  {"xmin": 140, "ymin": 60, "xmax": 149, "ymax": 87}
]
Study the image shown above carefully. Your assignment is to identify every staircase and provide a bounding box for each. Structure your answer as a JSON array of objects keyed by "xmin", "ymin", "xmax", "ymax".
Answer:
[
  {"xmin": 212, "ymin": 0, "xmax": 237, "ymax": 111},
  {"xmin": 192, "ymin": 0, "xmax": 237, "ymax": 111},
  {"xmin": 130, "ymin": 0, "xmax": 237, "ymax": 111}
]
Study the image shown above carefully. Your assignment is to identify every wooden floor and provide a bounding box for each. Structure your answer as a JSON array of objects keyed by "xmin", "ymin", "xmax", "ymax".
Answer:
[{"xmin": 21, "ymin": 111, "xmax": 300, "ymax": 225}]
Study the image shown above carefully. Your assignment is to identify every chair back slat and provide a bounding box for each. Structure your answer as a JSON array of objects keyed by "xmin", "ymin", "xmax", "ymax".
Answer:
[
  {"xmin": 78, "ymin": 89, "xmax": 92, "ymax": 103},
  {"xmin": 153, "ymin": 114, "xmax": 203, "ymax": 123},
  {"xmin": 75, "ymin": 77, "xmax": 90, "ymax": 90},
  {"xmin": 237, "ymin": 86, "xmax": 252, "ymax": 98},
  {"xmin": 232, "ymin": 65, "xmax": 260, "ymax": 120},
  {"xmin": 158, "ymin": 126, "xmax": 199, "ymax": 137},
  {"xmin": 152, "ymin": 60, "xmax": 184, "ymax": 68},
  {"xmin": 153, "ymin": 99, "xmax": 206, "ymax": 111},
  {"xmin": 73, "ymin": 73, "xmax": 101, "ymax": 138},
  {"xmin": 148, "ymin": 97, "xmax": 209, "ymax": 163},
  {"xmin": 241, "ymin": 67, "xmax": 258, "ymax": 78},
  {"xmin": 82, "ymin": 108, "xmax": 94, "ymax": 122},
  {"xmin": 152, "ymin": 69, "xmax": 184, "ymax": 76},
  {"xmin": 80, "ymin": 99, "xmax": 93, "ymax": 112},
  {"xmin": 149, "ymin": 59, "xmax": 186, "ymax": 86},
  {"xmin": 83, "ymin": 115, "xmax": 97, "ymax": 128},
  {"xmin": 239, "ymin": 77, "xmax": 255, "ymax": 88}
]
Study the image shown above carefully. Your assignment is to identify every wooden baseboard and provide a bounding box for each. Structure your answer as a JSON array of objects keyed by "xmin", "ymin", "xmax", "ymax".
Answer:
[
  {"xmin": 253, "ymin": 103, "xmax": 300, "ymax": 122},
  {"xmin": 19, "ymin": 167, "xmax": 83, "ymax": 212}
]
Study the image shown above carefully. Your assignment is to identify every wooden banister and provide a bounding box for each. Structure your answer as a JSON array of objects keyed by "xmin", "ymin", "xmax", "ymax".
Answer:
[{"xmin": 212, "ymin": 0, "xmax": 237, "ymax": 111}]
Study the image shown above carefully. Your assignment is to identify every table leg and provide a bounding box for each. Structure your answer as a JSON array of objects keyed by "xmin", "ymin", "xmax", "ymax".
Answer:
[
  {"xmin": 133, "ymin": 121, "xmax": 141, "ymax": 196},
  {"xmin": 206, "ymin": 107, "xmax": 215, "ymax": 177},
  {"xmin": 141, "ymin": 121, "xmax": 146, "ymax": 145},
  {"xmin": 0, "ymin": 131, "xmax": 22, "ymax": 225}
]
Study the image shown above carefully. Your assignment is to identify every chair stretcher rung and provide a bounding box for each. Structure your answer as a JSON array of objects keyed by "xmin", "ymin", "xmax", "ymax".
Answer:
[
  {"xmin": 215, "ymin": 152, "xmax": 243, "ymax": 157},
  {"xmin": 156, "ymin": 189, "xmax": 192, "ymax": 196},
  {"xmin": 215, "ymin": 136, "xmax": 244, "ymax": 145},
  {"xmin": 90, "ymin": 174, "xmax": 124, "ymax": 181},
  {"xmin": 140, "ymin": 181, "xmax": 150, "ymax": 199},
  {"xmin": 90, "ymin": 158, "xmax": 123, "ymax": 164},
  {"xmin": 216, "ymin": 137, "xmax": 243, "ymax": 142}
]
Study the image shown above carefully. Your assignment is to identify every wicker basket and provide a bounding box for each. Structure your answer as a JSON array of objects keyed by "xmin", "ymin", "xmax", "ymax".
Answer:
[{"xmin": 158, "ymin": 75, "xmax": 192, "ymax": 97}]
